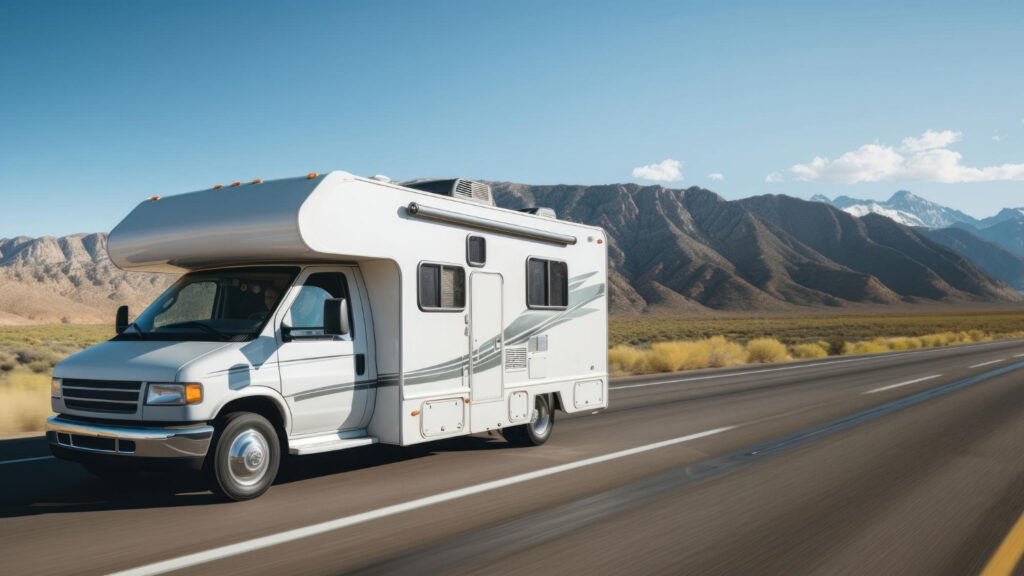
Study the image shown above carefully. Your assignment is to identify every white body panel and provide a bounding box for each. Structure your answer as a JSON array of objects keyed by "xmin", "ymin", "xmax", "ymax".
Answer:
[{"xmin": 56, "ymin": 171, "xmax": 608, "ymax": 452}]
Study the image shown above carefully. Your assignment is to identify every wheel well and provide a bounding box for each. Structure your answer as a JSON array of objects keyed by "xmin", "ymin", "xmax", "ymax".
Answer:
[
  {"xmin": 217, "ymin": 397, "xmax": 288, "ymax": 451},
  {"xmin": 549, "ymin": 392, "xmax": 564, "ymax": 413}
]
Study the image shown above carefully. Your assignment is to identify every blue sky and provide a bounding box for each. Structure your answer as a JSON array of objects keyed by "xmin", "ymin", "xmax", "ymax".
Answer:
[{"xmin": 1, "ymin": 0, "xmax": 1022, "ymax": 237}]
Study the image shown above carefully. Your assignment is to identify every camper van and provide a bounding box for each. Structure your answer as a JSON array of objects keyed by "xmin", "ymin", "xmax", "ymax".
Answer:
[{"xmin": 46, "ymin": 171, "xmax": 609, "ymax": 500}]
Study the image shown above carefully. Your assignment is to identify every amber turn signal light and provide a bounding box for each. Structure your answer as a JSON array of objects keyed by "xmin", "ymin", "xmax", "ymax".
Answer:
[{"xmin": 185, "ymin": 383, "xmax": 203, "ymax": 404}]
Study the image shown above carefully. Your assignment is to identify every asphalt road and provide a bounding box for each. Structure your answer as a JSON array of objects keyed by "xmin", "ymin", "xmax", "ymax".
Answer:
[{"xmin": 2, "ymin": 339, "xmax": 1024, "ymax": 576}]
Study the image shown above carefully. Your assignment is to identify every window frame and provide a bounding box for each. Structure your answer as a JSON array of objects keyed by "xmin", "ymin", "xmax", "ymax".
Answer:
[
  {"xmin": 526, "ymin": 257, "xmax": 569, "ymax": 311},
  {"xmin": 466, "ymin": 235, "xmax": 487, "ymax": 268},
  {"xmin": 282, "ymin": 271, "xmax": 354, "ymax": 341},
  {"xmin": 417, "ymin": 261, "xmax": 467, "ymax": 312}
]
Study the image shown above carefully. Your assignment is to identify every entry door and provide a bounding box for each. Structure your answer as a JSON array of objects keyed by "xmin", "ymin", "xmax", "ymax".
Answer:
[
  {"xmin": 469, "ymin": 273, "xmax": 503, "ymax": 402},
  {"xmin": 278, "ymin": 269, "xmax": 368, "ymax": 436}
]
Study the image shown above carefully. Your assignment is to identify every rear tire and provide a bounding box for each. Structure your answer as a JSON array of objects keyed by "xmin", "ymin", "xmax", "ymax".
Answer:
[
  {"xmin": 503, "ymin": 394, "xmax": 554, "ymax": 447},
  {"xmin": 206, "ymin": 412, "xmax": 280, "ymax": 501}
]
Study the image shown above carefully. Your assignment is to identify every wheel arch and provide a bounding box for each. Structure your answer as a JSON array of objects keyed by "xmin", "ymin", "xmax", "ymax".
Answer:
[{"xmin": 213, "ymin": 389, "xmax": 291, "ymax": 451}]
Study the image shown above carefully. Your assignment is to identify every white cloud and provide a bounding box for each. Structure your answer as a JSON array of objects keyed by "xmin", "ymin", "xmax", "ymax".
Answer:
[
  {"xmin": 788, "ymin": 129, "xmax": 1024, "ymax": 184},
  {"xmin": 765, "ymin": 171, "xmax": 785, "ymax": 183},
  {"xmin": 993, "ymin": 134, "xmax": 1002, "ymax": 142},
  {"xmin": 899, "ymin": 129, "xmax": 961, "ymax": 153},
  {"xmin": 707, "ymin": 172, "xmax": 724, "ymax": 181},
  {"xmin": 632, "ymin": 159, "xmax": 683, "ymax": 182}
]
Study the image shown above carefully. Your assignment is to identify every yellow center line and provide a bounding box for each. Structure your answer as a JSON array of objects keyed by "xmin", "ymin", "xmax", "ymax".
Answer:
[{"xmin": 980, "ymin": 509, "xmax": 1024, "ymax": 576}]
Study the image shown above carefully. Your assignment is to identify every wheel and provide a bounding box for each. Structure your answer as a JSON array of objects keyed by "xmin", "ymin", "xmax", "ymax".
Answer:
[
  {"xmin": 206, "ymin": 412, "xmax": 281, "ymax": 501},
  {"xmin": 503, "ymin": 394, "xmax": 554, "ymax": 446}
]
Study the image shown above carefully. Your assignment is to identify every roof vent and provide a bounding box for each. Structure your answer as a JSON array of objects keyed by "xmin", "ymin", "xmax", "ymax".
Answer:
[
  {"xmin": 518, "ymin": 207, "xmax": 557, "ymax": 219},
  {"xmin": 405, "ymin": 178, "xmax": 494, "ymax": 206}
]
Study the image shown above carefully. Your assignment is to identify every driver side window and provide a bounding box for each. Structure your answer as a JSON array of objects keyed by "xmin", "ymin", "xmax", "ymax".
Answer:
[{"xmin": 284, "ymin": 272, "xmax": 351, "ymax": 335}]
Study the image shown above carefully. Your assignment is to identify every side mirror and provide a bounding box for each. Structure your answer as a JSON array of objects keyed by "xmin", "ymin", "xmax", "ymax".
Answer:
[
  {"xmin": 116, "ymin": 305, "xmax": 130, "ymax": 334},
  {"xmin": 323, "ymin": 298, "xmax": 350, "ymax": 337}
]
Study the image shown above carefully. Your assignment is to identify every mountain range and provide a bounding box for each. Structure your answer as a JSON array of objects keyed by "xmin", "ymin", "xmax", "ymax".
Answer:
[
  {"xmin": 492, "ymin": 184, "xmax": 1021, "ymax": 313},
  {"xmin": 812, "ymin": 190, "xmax": 1024, "ymax": 231},
  {"xmin": 0, "ymin": 186, "xmax": 1022, "ymax": 323},
  {"xmin": 0, "ymin": 234, "xmax": 173, "ymax": 324},
  {"xmin": 813, "ymin": 191, "xmax": 1024, "ymax": 290}
]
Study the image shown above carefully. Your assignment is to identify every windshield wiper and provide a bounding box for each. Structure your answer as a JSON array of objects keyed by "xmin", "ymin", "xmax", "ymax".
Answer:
[
  {"xmin": 120, "ymin": 322, "xmax": 147, "ymax": 340},
  {"xmin": 164, "ymin": 321, "xmax": 232, "ymax": 340}
]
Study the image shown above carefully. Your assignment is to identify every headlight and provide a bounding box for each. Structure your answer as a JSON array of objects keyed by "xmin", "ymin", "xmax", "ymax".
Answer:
[
  {"xmin": 146, "ymin": 383, "xmax": 203, "ymax": 406},
  {"xmin": 51, "ymin": 378, "xmax": 61, "ymax": 398}
]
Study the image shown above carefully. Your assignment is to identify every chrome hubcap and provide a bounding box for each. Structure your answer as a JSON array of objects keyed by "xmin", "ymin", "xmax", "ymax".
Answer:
[
  {"xmin": 531, "ymin": 400, "xmax": 551, "ymax": 437},
  {"xmin": 227, "ymin": 429, "xmax": 270, "ymax": 487}
]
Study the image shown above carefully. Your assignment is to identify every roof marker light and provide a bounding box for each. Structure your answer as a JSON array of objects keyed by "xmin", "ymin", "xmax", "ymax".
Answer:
[
  {"xmin": 213, "ymin": 184, "xmax": 223, "ymax": 189},
  {"xmin": 251, "ymin": 179, "xmax": 263, "ymax": 184},
  {"xmin": 230, "ymin": 181, "xmax": 241, "ymax": 187},
  {"xmin": 307, "ymin": 172, "xmax": 319, "ymax": 179},
  {"xmin": 148, "ymin": 196, "xmax": 162, "ymax": 202}
]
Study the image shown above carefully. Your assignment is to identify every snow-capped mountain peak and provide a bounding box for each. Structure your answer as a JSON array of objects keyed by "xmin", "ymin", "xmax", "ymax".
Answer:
[{"xmin": 812, "ymin": 191, "xmax": 980, "ymax": 229}]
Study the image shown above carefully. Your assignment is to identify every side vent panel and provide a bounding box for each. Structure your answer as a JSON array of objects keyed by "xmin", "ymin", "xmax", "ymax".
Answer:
[{"xmin": 505, "ymin": 346, "xmax": 527, "ymax": 371}]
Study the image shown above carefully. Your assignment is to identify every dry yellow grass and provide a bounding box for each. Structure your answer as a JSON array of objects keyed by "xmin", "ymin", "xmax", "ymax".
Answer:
[
  {"xmin": 0, "ymin": 371, "xmax": 52, "ymax": 435},
  {"xmin": 746, "ymin": 338, "xmax": 791, "ymax": 363},
  {"xmin": 790, "ymin": 343, "xmax": 828, "ymax": 359},
  {"xmin": 607, "ymin": 329, "xmax": 1024, "ymax": 376}
]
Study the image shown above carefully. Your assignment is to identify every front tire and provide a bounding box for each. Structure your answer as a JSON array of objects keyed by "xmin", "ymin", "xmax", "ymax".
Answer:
[
  {"xmin": 503, "ymin": 394, "xmax": 554, "ymax": 446},
  {"xmin": 206, "ymin": 412, "xmax": 280, "ymax": 501}
]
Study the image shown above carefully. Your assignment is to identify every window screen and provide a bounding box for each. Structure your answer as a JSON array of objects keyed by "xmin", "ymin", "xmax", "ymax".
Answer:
[
  {"xmin": 527, "ymin": 258, "xmax": 568, "ymax": 310},
  {"xmin": 467, "ymin": 236, "xmax": 486, "ymax": 267},
  {"xmin": 418, "ymin": 263, "xmax": 465, "ymax": 311}
]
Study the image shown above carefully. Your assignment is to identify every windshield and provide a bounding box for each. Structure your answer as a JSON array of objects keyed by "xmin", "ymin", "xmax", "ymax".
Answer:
[{"xmin": 118, "ymin": 266, "xmax": 299, "ymax": 342}]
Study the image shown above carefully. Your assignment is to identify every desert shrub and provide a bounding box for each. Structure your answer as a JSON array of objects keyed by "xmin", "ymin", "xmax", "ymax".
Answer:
[
  {"xmin": 746, "ymin": 338, "xmax": 790, "ymax": 363},
  {"xmin": 649, "ymin": 342, "xmax": 693, "ymax": 372},
  {"xmin": 790, "ymin": 343, "xmax": 828, "ymax": 359},
  {"xmin": 15, "ymin": 348, "xmax": 63, "ymax": 371},
  {"xmin": 0, "ymin": 352, "xmax": 16, "ymax": 373},
  {"xmin": 844, "ymin": 340, "xmax": 888, "ymax": 355},
  {"xmin": 827, "ymin": 338, "xmax": 847, "ymax": 356},
  {"xmin": 608, "ymin": 345, "xmax": 648, "ymax": 375},
  {"xmin": 706, "ymin": 336, "xmax": 746, "ymax": 368}
]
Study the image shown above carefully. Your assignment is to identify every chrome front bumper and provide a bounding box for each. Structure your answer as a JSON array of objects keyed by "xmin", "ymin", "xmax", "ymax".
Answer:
[{"xmin": 46, "ymin": 415, "xmax": 214, "ymax": 459}]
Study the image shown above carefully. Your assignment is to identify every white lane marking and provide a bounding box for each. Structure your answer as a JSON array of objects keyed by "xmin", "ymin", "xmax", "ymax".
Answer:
[
  {"xmin": 0, "ymin": 455, "xmax": 54, "ymax": 465},
  {"xmin": 863, "ymin": 375, "xmax": 943, "ymax": 395},
  {"xmin": 969, "ymin": 359, "xmax": 1006, "ymax": 369},
  {"xmin": 1015, "ymin": 353, "xmax": 1024, "ymax": 358},
  {"xmin": 610, "ymin": 340, "xmax": 1024, "ymax": 392},
  {"xmin": 110, "ymin": 426, "xmax": 735, "ymax": 576}
]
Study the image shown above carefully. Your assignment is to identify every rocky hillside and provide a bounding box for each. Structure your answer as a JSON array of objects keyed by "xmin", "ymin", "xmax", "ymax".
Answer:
[
  {"xmin": 1, "ymin": 184, "xmax": 1021, "ymax": 323},
  {"xmin": 919, "ymin": 227, "xmax": 1024, "ymax": 292},
  {"xmin": 0, "ymin": 234, "xmax": 174, "ymax": 324}
]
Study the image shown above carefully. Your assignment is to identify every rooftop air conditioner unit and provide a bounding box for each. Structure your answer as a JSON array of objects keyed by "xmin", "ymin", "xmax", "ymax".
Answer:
[{"xmin": 405, "ymin": 178, "xmax": 494, "ymax": 206}]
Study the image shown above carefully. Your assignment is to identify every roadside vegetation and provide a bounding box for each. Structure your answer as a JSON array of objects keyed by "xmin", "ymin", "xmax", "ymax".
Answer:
[
  {"xmin": 2, "ymin": 315, "xmax": 1024, "ymax": 434},
  {"xmin": 609, "ymin": 328, "xmax": 1024, "ymax": 376},
  {"xmin": 0, "ymin": 325, "xmax": 112, "ymax": 436}
]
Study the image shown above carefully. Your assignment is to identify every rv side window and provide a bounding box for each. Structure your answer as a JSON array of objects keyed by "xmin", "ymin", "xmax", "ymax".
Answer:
[
  {"xmin": 418, "ymin": 263, "xmax": 465, "ymax": 311},
  {"xmin": 467, "ymin": 236, "xmax": 486, "ymax": 267},
  {"xmin": 527, "ymin": 258, "xmax": 568, "ymax": 310},
  {"xmin": 284, "ymin": 272, "xmax": 352, "ymax": 336}
]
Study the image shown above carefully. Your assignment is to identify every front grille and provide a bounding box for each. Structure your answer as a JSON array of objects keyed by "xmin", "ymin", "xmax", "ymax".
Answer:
[{"xmin": 62, "ymin": 379, "xmax": 142, "ymax": 414}]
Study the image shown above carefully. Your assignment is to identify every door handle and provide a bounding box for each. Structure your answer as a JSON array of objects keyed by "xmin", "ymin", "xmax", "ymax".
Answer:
[{"xmin": 355, "ymin": 353, "xmax": 366, "ymax": 376}]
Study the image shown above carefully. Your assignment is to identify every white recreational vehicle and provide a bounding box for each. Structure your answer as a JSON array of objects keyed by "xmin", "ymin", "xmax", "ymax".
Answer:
[{"xmin": 46, "ymin": 171, "xmax": 609, "ymax": 500}]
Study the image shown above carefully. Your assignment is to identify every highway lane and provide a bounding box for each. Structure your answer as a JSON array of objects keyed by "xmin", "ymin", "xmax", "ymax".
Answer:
[{"xmin": 1, "ymin": 338, "xmax": 1023, "ymax": 575}]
